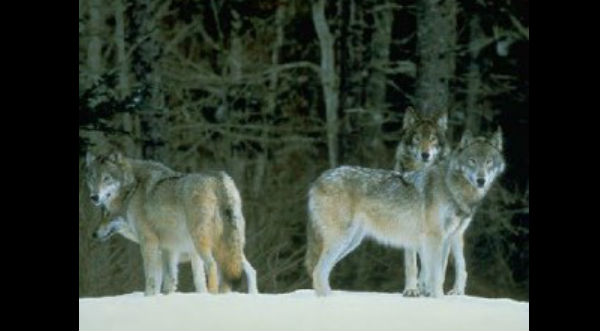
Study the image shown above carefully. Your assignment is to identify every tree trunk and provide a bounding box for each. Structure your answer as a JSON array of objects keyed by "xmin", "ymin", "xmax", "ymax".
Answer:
[
  {"xmin": 415, "ymin": 0, "xmax": 457, "ymax": 117},
  {"xmin": 253, "ymin": 4, "xmax": 286, "ymax": 195},
  {"xmin": 312, "ymin": 0, "xmax": 339, "ymax": 168},
  {"xmin": 364, "ymin": 2, "xmax": 394, "ymax": 166},
  {"xmin": 87, "ymin": 0, "xmax": 103, "ymax": 81},
  {"xmin": 224, "ymin": 9, "xmax": 244, "ymax": 182},
  {"xmin": 114, "ymin": 0, "xmax": 129, "ymax": 98},
  {"xmin": 114, "ymin": 0, "xmax": 140, "ymax": 157},
  {"xmin": 129, "ymin": 0, "xmax": 167, "ymax": 161},
  {"xmin": 465, "ymin": 15, "xmax": 483, "ymax": 134}
]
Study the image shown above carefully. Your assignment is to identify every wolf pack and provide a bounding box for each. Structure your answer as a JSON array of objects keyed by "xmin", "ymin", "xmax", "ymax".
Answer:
[{"xmin": 85, "ymin": 106, "xmax": 506, "ymax": 298}]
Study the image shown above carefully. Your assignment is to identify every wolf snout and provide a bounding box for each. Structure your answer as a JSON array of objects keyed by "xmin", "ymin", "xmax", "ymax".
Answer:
[
  {"xmin": 476, "ymin": 178, "xmax": 486, "ymax": 187},
  {"xmin": 92, "ymin": 229, "xmax": 110, "ymax": 241},
  {"xmin": 421, "ymin": 152, "xmax": 430, "ymax": 161}
]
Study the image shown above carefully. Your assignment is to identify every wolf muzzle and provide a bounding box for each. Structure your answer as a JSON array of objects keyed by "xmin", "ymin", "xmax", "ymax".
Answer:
[
  {"xmin": 92, "ymin": 228, "xmax": 116, "ymax": 242},
  {"xmin": 92, "ymin": 219, "xmax": 124, "ymax": 242}
]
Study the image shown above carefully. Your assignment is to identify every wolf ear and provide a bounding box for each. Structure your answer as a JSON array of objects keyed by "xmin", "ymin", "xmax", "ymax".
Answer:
[
  {"xmin": 459, "ymin": 130, "xmax": 474, "ymax": 149},
  {"xmin": 403, "ymin": 107, "xmax": 418, "ymax": 129},
  {"xmin": 436, "ymin": 111, "xmax": 448, "ymax": 131},
  {"xmin": 490, "ymin": 127, "xmax": 503, "ymax": 151},
  {"xmin": 86, "ymin": 152, "xmax": 95, "ymax": 166}
]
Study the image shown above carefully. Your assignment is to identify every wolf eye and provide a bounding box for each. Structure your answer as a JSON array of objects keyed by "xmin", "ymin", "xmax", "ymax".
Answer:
[
  {"xmin": 468, "ymin": 158, "xmax": 476, "ymax": 165},
  {"xmin": 486, "ymin": 159, "xmax": 493, "ymax": 166},
  {"xmin": 103, "ymin": 175, "xmax": 110, "ymax": 182},
  {"xmin": 413, "ymin": 136, "xmax": 420, "ymax": 143},
  {"xmin": 430, "ymin": 136, "xmax": 438, "ymax": 143}
]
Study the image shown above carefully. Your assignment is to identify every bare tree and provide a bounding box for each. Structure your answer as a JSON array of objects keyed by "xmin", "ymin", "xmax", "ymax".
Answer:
[
  {"xmin": 465, "ymin": 15, "xmax": 484, "ymax": 134},
  {"xmin": 114, "ymin": 0, "xmax": 140, "ymax": 157},
  {"xmin": 253, "ymin": 3, "xmax": 287, "ymax": 195},
  {"xmin": 415, "ymin": 0, "xmax": 457, "ymax": 116},
  {"xmin": 312, "ymin": 0, "xmax": 339, "ymax": 167},
  {"xmin": 87, "ymin": 0, "xmax": 104, "ymax": 81},
  {"xmin": 129, "ymin": 0, "xmax": 169, "ymax": 161},
  {"xmin": 364, "ymin": 2, "xmax": 395, "ymax": 165}
]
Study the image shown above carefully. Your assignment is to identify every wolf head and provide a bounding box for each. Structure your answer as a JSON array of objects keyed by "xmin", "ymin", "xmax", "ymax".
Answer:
[
  {"xmin": 451, "ymin": 128, "xmax": 506, "ymax": 193},
  {"xmin": 85, "ymin": 151, "xmax": 132, "ymax": 208},
  {"xmin": 398, "ymin": 107, "xmax": 449, "ymax": 168},
  {"xmin": 92, "ymin": 216, "xmax": 128, "ymax": 242}
]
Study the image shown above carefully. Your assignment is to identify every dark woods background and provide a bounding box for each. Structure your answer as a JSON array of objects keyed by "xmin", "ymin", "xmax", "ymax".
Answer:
[{"xmin": 79, "ymin": 0, "xmax": 529, "ymax": 300}]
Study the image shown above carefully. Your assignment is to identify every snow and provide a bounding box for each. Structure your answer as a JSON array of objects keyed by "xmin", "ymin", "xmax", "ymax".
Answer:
[{"xmin": 79, "ymin": 290, "xmax": 529, "ymax": 331}]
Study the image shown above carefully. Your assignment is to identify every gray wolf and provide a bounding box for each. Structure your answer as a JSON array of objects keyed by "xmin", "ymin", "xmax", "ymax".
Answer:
[
  {"xmin": 85, "ymin": 151, "xmax": 258, "ymax": 296},
  {"xmin": 431, "ymin": 128, "xmax": 506, "ymax": 296},
  {"xmin": 393, "ymin": 107, "xmax": 450, "ymax": 296},
  {"xmin": 305, "ymin": 128, "xmax": 505, "ymax": 297}
]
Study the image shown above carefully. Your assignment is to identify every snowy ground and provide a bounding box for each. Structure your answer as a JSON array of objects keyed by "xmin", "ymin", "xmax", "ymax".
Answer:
[{"xmin": 79, "ymin": 290, "xmax": 529, "ymax": 331}]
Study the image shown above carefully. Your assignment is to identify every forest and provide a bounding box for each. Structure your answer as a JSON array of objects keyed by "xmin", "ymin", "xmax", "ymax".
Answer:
[{"xmin": 78, "ymin": 0, "xmax": 529, "ymax": 300}]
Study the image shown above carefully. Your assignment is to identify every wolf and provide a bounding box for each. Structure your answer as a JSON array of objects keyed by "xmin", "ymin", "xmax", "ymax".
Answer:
[
  {"xmin": 393, "ymin": 107, "xmax": 450, "ymax": 296},
  {"xmin": 85, "ymin": 151, "xmax": 258, "ymax": 296},
  {"xmin": 305, "ymin": 128, "xmax": 505, "ymax": 298},
  {"xmin": 430, "ymin": 128, "xmax": 506, "ymax": 296}
]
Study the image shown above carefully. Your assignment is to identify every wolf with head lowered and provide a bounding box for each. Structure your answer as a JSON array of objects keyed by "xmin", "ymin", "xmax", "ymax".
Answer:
[{"xmin": 86, "ymin": 151, "xmax": 258, "ymax": 296}]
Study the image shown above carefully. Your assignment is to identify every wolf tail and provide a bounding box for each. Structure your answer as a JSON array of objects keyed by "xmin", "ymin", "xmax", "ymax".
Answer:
[{"xmin": 216, "ymin": 172, "xmax": 245, "ymax": 284}]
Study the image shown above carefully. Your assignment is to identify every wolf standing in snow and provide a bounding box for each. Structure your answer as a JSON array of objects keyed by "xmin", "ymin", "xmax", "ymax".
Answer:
[
  {"xmin": 432, "ymin": 129, "xmax": 506, "ymax": 295},
  {"xmin": 393, "ymin": 107, "xmax": 450, "ymax": 296},
  {"xmin": 86, "ymin": 151, "xmax": 258, "ymax": 296},
  {"xmin": 305, "ymin": 129, "xmax": 505, "ymax": 297}
]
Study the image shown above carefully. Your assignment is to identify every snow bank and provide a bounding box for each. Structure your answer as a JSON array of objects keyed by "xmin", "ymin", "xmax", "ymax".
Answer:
[{"xmin": 79, "ymin": 290, "xmax": 528, "ymax": 331}]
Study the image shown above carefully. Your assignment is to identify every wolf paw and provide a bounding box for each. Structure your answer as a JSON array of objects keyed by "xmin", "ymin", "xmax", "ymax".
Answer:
[
  {"xmin": 145, "ymin": 278, "xmax": 160, "ymax": 296},
  {"xmin": 402, "ymin": 288, "xmax": 421, "ymax": 297},
  {"xmin": 314, "ymin": 287, "xmax": 332, "ymax": 297},
  {"xmin": 418, "ymin": 288, "xmax": 431, "ymax": 297},
  {"xmin": 162, "ymin": 279, "xmax": 177, "ymax": 294},
  {"xmin": 416, "ymin": 284, "xmax": 431, "ymax": 297},
  {"xmin": 447, "ymin": 288, "xmax": 464, "ymax": 295}
]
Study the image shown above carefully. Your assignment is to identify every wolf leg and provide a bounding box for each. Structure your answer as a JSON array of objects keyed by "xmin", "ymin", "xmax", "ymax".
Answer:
[
  {"xmin": 312, "ymin": 223, "xmax": 363, "ymax": 296},
  {"xmin": 190, "ymin": 218, "xmax": 219, "ymax": 293},
  {"xmin": 162, "ymin": 251, "xmax": 179, "ymax": 294},
  {"xmin": 333, "ymin": 225, "xmax": 365, "ymax": 265},
  {"xmin": 312, "ymin": 240, "xmax": 349, "ymax": 297},
  {"xmin": 418, "ymin": 249, "xmax": 430, "ymax": 297},
  {"xmin": 417, "ymin": 235, "xmax": 451, "ymax": 296},
  {"xmin": 439, "ymin": 238, "xmax": 451, "ymax": 294},
  {"xmin": 242, "ymin": 255, "xmax": 258, "ymax": 294},
  {"xmin": 198, "ymin": 249, "xmax": 219, "ymax": 294},
  {"xmin": 403, "ymin": 248, "xmax": 420, "ymax": 297},
  {"xmin": 140, "ymin": 239, "xmax": 162, "ymax": 296},
  {"xmin": 190, "ymin": 254, "xmax": 207, "ymax": 293},
  {"xmin": 218, "ymin": 268, "xmax": 232, "ymax": 293},
  {"xmin": 442, "ymin": 239, "xmax": 451, "ymax": 276},
  {"xmin": 161, "ymin": 251, "xmax": 170, "ymax": 294},
  {"xmin": 421, "ymin": 236, "xmax": 445, "ymax": 298},
  {"xmin": 447, "ymin": 234, "xmax": 467, "ymax": 295}
]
